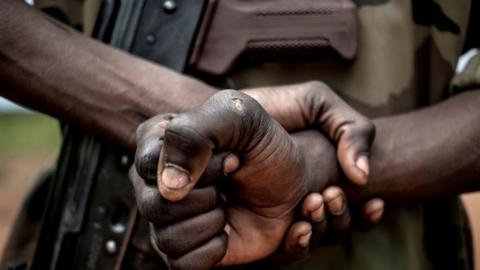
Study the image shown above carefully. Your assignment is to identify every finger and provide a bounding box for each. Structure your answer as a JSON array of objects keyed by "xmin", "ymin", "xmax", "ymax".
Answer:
[
  {"xmin": 130, "ymin": 167, "xmax": 218, "ymax": 224},
  {"xmin": 309, "ymin": 83, "xmax": 375, "ymax": 186},
  {"xmin": 169, "ymin": 233, "xmax": 228, "ymax": 270},
  {"xmin": 336, "ymin": 122, "xmax": 375, "ymax": 186},
  {"xmin": 354, "ymin": 198, "xmax": 385, "ymax": 229},
  {"xmin": 135, "ymin": 114, "xmax": 237, "ymax": 187},
  {"xmin": 153, "ymin": 208, "xmax": 226, "ymax": 257},
  {"xmin": 223, "ymin": 153, "xmax": 240, "ymax": 175},
  {"xmin": 283, "ymin": 221, "xmax": 312, "ymax": 260},
  {"xmin": 196, "ymin": 152, "xmax": 239, "ymax": 188},
  {"xmin": 363, "ymin": 198, "xmax": 384, "ymax": 223},
  {"xmin": 135, "ymin": 114, "xmax": 174, "ymax": 184},
  {"xmin": 135, "ymin": 133, "xmax": 163, "ymax": 184},
  {"xmin": 247, "ymin": 82, "xmax": 375, "ymax": 186},
  {"xmin": 300, "ymin": 193, "xmax": 327, "ymax": 246},
  {"xmin": 301, "ymin": 193, "xmax": 325, "ymax": 222},
  {"xmin": 323, "ymin": 186, "xmax": 351, "ymax": 240},
  {"xmin": 157, "ymin": 90, "xmax": 275, "ymax": 202},
  {"xmin": 136, "ymin": 114, "xmax": 176, "ymax": 139}
]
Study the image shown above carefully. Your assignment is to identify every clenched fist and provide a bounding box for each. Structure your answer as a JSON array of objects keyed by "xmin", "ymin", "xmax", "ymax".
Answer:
[
  {"xmin": 155, "ymin": 90, "xmax": 309, "ymax": 265},
  {"xmin": 132, "ymin": 82, "xmax": 384, "ymax": 269}
]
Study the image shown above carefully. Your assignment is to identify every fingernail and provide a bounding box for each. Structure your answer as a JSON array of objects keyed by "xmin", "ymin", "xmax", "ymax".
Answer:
[
  {"xmin": 161, "ymin": 166, "xmax": 190, "ymax": 190},
  {"xmin": 310, "ymin": 204, "xmax": 325, "ymax": 222},
  {"xmin": 366, "ymin": 199, "xmax": 385, "ymax": 222},
  {"xmin": 324, "ymin": 188, "xmax": 345, "ymax": 215},
  {"xmin": 327, "ymin": 195, "xmax": 345, "ymax": 215},
  {"xmin": 224, "ymin": 224, "xmax": 231, "ymax": 235},
  {"xmin": 223, "ymin": 154, "xmax": 240, "ymax": 175},
  {"xmin": 298, "ymin": 232, "xmax": 312, "ymax": 248},
  {"xmin": 356, "ymin": 156, "xmax": 369, "ymax": 177},
  {"xmin": 369, "ymin": 208, "xmax": 384, "ymax": 222}
]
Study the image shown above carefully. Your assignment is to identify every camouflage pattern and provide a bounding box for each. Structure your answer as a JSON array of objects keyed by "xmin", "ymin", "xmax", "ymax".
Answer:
[
  {"xmin": 28, "ymin": 0, "xmax": 476, "ymax": 269},
  {"xmin": 225, "ymin": 1, "xmax": 475, "ymax": 269},
  {"xmin": 227, "ymin": 0, "xmax": 470, "ymax": 117}
]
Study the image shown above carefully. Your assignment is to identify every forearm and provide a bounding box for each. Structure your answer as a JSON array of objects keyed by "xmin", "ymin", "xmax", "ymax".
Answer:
[
  {"xmin": 347, "ymin": 91, "xmax": 480, "ymax": 203},
  {"xmin": 0, "ymin": 0, "xmax": 216, "ymax": 153}
]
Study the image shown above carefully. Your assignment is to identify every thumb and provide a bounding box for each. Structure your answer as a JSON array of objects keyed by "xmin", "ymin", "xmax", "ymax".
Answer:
[
  {"xmin": 157, "ymin": 90, "xmax": 271, "ymax": 201},
  {"xmin": 156, "ymin": 116, "xmax": 214, "ymax": 202},
  {"xmin": 336, "ymin": 123, "xmax": 375, "ymax": 185}
]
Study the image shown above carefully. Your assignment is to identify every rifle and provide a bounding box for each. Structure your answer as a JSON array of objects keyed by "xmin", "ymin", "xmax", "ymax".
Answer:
[
  {"xmin": 30, "ymin": 1, "xmax": 357, "ymax": 269},
  {"xmin": 31, "ymin": 1, "xmax": 206, "ymax": 269}
]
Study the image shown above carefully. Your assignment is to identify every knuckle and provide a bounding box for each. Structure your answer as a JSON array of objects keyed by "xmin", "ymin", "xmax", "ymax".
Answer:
[
  {"xmin": 305, "ymin": 80, "xmax": 329, "ymax": 92},
  {"xmin": 303, "ymin": 80, "xmax": 332, "ymax": 101},
  {"xmin": 165, "ymin": 118, "xmax": 212, "ymax": 151},
  {"xmin": 140, "ymin": 187, "xmax": 220, "ymax": 225},
  {"xmin": 169, "ymin": 258, "xmax": 196, "ymax": 270},
  {"xmin": 191, "ymin": 187, "xmax": 219, "ymax": 212},
  {"xmin": 167, "ymin": 234, "xmax": 227, "ymax": 270},
  {"xmin": 204, "ymin": 234, "xmax": 228, "ymax": 269},
  {"xmin": 156, "ymin": 208, "xmax": 225, "ymax": 257},
  {"xmin": 137, "ymin": 191, "xmax": 172, "ymax": 225},
  {"xmin": 211, "ymin": 207, "xmax": 226, "ymax": 225},
  {"xmin": 358, "ymin": 119, "xmax": 375, "ymax": 137},
  {"xmin": 214, "ymin": 89, "xmax": 262, "ymax": 116},
  {"xmin": 344, "ymin": 119, "xmax": 375, "ymax": 146},
  {"xmin": 155, "ymin": 227, "xmax": 177, "ymax": 253},
  {"xmin": 136, "ymin": 118, "xmax": 156, "ymax": 141},
  {"xmin": 138, "ymin": 204, "xmax": 156, "ymax": 223},
  {"xmin": 136, "ymin": 123, "xmax": 146, "ymax": 141},
  {"xmin": 301, "ymin": 81, "xmax": 331, "ymax": 113}
]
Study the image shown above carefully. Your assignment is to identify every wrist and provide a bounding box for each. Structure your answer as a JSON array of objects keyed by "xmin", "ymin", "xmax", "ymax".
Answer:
[{"xmin": 290, "ymin": 130, "xmax": 340, "ymax": 193}]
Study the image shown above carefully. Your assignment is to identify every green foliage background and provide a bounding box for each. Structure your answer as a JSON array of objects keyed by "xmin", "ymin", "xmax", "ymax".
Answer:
[{"xmin": 0, "ymin": 113, "xmax": 61, "ymax": 156}]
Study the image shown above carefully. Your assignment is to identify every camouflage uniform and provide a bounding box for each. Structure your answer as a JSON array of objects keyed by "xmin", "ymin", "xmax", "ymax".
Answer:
[
  {"xmin": 8, "ymin": 0, "xmax": 480, "ymax": 269},
  {"xmin": 225, "ymin": 1, "xmax": 476, "ymax": 269}
]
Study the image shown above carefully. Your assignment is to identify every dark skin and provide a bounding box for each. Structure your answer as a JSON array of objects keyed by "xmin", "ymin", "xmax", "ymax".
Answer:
[
  {"xmin": 346, "ymin": 90, "xmax": 480, "ymax": 203},
  {"xmin": 2, "ymin": 0, "xmax": 472, "ymax": 266},
  {"xmin": 135, "ymin": 89, "xmax": 480, "ymax": 268},
  {"xmin": 0, "ymin": 1, "xmax": 373, "ymax": 180},
  {"xmin": 0, "ymin": 0, "xmax": 215, "ymax": 152},
  {"xmin": 131, "ymin": 82, "xmax": 384, "ymax": 267},
  {"xmin": 0, "ymin": 0, "xmax": 380, "ymax": 264},
  {"xmin": 8, "ymin": 1, "xmax": 476, "ymax": 268},
  {"xmin": 132, "ymin": 124, "xmax": 368, "ymax": 268}
]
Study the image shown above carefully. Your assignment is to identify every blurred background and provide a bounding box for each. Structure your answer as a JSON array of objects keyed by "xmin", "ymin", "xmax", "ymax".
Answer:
[
  {"xmin": 0, "ymin": 97, "xmax": 478, "ymax": 269},
  {"xmin": 0, "ymin": 99, "xmax": 61, "ymax": 256}
]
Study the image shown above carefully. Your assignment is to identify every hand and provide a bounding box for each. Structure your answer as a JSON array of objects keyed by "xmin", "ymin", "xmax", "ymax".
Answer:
[
  {"xmin": 131, "ymin": 159, "xmax": 383, "ymax": 269},
  {"xmin": 152, "ymin": 90, "xmax": 313, "ymax": 266},
  {"xmin": 130, "ymin": 166, "xmax": 228, "ymax": 270},
  {"xmin": 132, "ymin": 83, "xmax": 373, "ymax": 266},
  {"xmin": 131, "ymin": 127, "xmax": 381, "ymax": 269},
  {"xmin": 244, "ymin": 81, "xmax": 375, "ymax": 185},
  {"xmin": 280, "ymin": 188, "xmax": 384, "ymax": 262},
  {"xmin": 274, "ymin": 131, "xmax": 384, "ymax": 262},
  {"xmin": 134, "ymin": 81, "xmax": 375, "ymax": 188}
]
